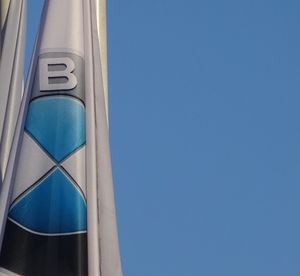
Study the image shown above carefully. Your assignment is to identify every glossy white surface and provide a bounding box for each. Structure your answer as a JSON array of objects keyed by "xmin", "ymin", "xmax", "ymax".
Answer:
[{"xmin": 11, "ymin": 133, "xmax": 55, "ymax": 202}]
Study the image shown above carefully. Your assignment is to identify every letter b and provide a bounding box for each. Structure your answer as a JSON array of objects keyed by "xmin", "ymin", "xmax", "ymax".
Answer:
[{"xmin": 39, "ymin": 57, "xmax": 78, "ymax": 91}]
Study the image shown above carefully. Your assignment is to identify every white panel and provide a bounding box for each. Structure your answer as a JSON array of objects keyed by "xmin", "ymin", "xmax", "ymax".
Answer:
[
  {"xmin": 0, "ymin": 0, "xmax": 26, "ymax": 178},
  {"xmin": 0, "ymin": 267, "xmax": 21, "ymax": 275},
  {"xmin": 96, "ymin": 0, "xmax": 108, "ymax": 118},
  {"xmin": 84, "ymin": 0, "xmax": 122, "ymax": 274},
  {"xmin": 61, "ymin": 146, "xmax": 86, "ymax": 197},
  {"xmin": 0, "ymin": 0, "xmax": 11, "ymax": 29},
  {"xmin": 39, "ymin": 0, "xmax": 84, "ymax": 57},
  {"xmin": 11, "ymin": 133, "xmax": 55, "ymax": 202}
]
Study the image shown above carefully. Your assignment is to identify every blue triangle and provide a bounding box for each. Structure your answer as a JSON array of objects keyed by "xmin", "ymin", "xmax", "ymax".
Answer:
[
  {"xmin": 25, "ymin": 96, "xmax": 86, "ymax": 162},
  {"xmin": 9, "ymin": 169, "xmax": 87, "ymax": 234}
]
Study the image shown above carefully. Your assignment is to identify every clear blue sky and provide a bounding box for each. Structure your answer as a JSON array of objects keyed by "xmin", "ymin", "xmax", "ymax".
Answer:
[{"xmin": 27, "ymin": 1, "xmax": 300, "ymax": 275}]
